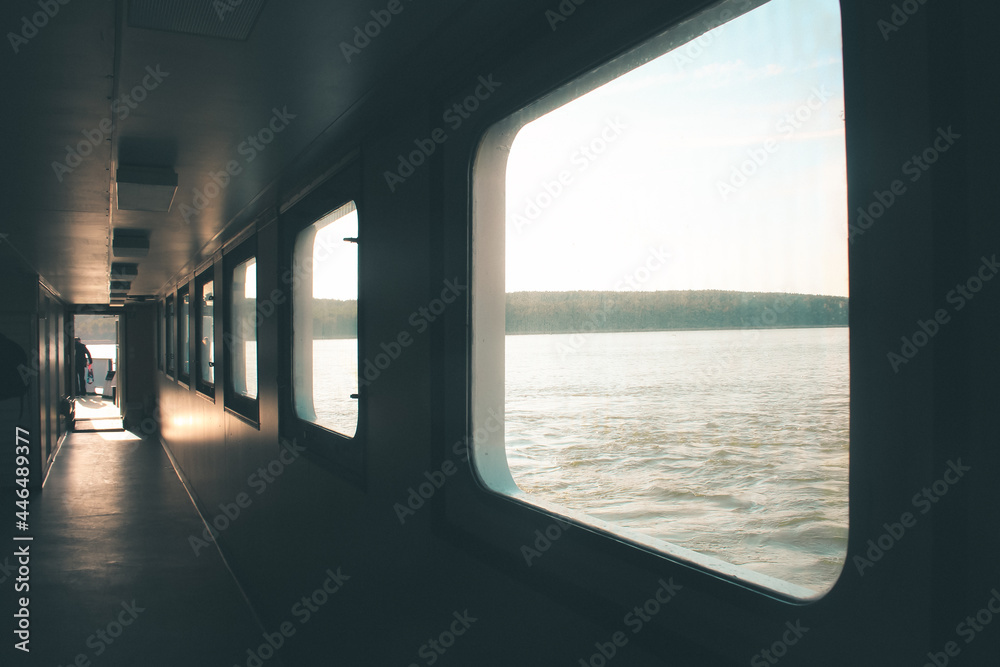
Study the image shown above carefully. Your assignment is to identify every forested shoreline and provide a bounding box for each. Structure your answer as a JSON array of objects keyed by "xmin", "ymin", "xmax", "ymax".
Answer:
[{"xmin": 308, "ymin": 290, "xmax": 848, "ymax": 338}]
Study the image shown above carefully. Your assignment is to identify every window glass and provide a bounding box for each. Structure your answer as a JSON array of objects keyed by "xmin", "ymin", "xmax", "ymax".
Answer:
[
  {"xmin": 157, "ymin": 300, "xmax": 164, "ymax": 371},
  {"xmin": 179, "ymin": 285, "xmax": 191, "ymax": 379},
  {"xmin": 495, "ymin": 0, "xmax": 847, "ymax": 595},
  {"xmin": 292, "ymin": 201, "xmax": 358, "ymax": 438},
  {"xmin": 231, "ymin": 257, "xmax": 258, "ymax": 399},
  {"xmin": 199, "ymin": 278, "xmax": 215, "ymax": 387},
  {"xmin": 165, "ymin": 295, "xmax": 175, "ymax": 374}
]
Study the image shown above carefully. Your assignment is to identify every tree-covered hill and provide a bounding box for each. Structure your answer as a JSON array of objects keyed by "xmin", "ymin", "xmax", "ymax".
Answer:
[
  {"xmin": 505, "ymin": 290, "xmax": 847, "ymax": 334},
  {"xmin": 307, "ymin": 291, "xmax": 847, "ymax": 339}
]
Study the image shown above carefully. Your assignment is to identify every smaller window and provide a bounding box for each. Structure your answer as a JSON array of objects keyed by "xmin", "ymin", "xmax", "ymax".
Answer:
[
  {"xmin": 157, "ymin": 299, "xmax": 164, "ymax": 372},
  {"xmin": 224, "ymin": 237, "xmax": 259, "ymax": 423},
  {"xmin": 231, "ymin": 258, "xmax": 257, "ymax": 399},
  {"xmin": 196, "ymin": 268, "xmax": 215, "ymax": 397},
  {"xmin": 178, "ymin": 283, "xmax": 191, "ymax": 384},
  {"xmin": 165, "ymin": 294, "xmax": 175, "ymax": 376},
  {"xmin": 293, "ymin": 201, "xmax": 359, "ymax": 438}
]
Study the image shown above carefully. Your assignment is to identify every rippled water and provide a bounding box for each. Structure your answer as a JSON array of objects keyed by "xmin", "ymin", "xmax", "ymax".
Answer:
[
  {"xmin": 310, "ymin": 338, "xmax": 358, "ymax": 437},
  {"xmin": 309, "ymin": 328, "xmax": 849, "ymax": 592},
  {"xmin": 505, "ymin": 328, "xmax": 849, "ymax": 593}
]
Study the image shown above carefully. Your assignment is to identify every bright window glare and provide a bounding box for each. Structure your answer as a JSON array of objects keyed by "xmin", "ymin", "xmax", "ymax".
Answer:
[
  {"xmin": 502, "ymin": 0, "xmax": 848, "ymax": 596},
  {"xmin": 98, "ymin": 431, "xmax": 141, "ymax": 442},
  {"xmin": 165, "ymin": 297, "xmax": 175, "ymax": 372},
  {"xmin": 314, "ymin": 209, "xmax": 358, "ymax": 300},
  {"xmin": 200, "ymin": 280, "xmax": 215, "ymax": 386},
  {"xmin": 245, "ymin": 261, "xmax": 257, "ymax": 299},
  {"xmin": 232, "ymin": 257, "xmax": 258, "ymax": 400},
  {"xmin": 293, "ymin": 202, "xmax": 359, "ymax": 438},
  {"xmin": 506, "ymin": 0, "xmax": 846, "ymax": 297}
]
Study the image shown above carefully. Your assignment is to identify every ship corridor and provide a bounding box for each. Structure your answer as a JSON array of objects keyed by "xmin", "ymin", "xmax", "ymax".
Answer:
[
  {"xmin": 2, "ymin": 0, "xmax": 999, "ymax": 665},
  {"xmin": 15, "ymin": 427, "xmax": 264, "ymax": 664}
]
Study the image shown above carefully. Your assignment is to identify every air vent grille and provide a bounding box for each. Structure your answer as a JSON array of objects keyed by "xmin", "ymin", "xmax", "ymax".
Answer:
[{"xmin": 127, "ymin": 0, "xmax": 267, "ymax": 40}]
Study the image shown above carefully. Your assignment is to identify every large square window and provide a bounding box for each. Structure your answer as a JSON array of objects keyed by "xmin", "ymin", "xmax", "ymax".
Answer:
[
  {"xmin": 474, "ymin": 0, "xmax": 848, "ymax": 597},
  {"xmin": 292, "ymin": 201, "xmax": 359, "ymax": 439}
]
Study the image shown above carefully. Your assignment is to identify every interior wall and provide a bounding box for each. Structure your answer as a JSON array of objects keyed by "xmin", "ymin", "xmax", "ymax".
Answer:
[
  {"xmin": 155, "ymin": 161, "xmax": 631, "ymax": 666},
  {"xmin": 151, "ymin": 0, "xmax": 1000, "ymax": 665},
  {"xmin": 0, "ymin": 270, "xmax": 68, "ymax": 489},
  {"xmin": 0, "ymin": 269, "xmax": 39, "ymax": 489},
  {"xmin": 123, "ymin": 303, "xmax": 158, "ymax": 436}
]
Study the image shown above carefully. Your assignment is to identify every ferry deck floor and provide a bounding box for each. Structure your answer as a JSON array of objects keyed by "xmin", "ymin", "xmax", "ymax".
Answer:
[{"xmin": 3, "ymin": 409, "xmax": 268, "ymax": 666}]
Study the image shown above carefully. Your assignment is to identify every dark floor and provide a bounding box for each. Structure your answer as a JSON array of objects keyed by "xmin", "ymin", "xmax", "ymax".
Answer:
[{"xmin": 2, "ymin": 426, "xmax": 268, "ymax": 666}]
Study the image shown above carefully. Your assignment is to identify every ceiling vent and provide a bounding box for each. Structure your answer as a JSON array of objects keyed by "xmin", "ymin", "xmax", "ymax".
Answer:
[
  {"xmin": 116, "ymin": 166, "xmax": 177, "ymax": 212},
  {"xmin": 113, "ymin": 229, "xmax": 150, "ymax": 258},
  {"xmin": 111, "ymin": 263, "xmax": 140, "ymax": 280},
  {"xmin": 110, "ymin": 281, "xmax": 132, "ymax": 291},
  {"xmin": 127, "ymin": 0, "xmax": 268, "ymax": 40}
]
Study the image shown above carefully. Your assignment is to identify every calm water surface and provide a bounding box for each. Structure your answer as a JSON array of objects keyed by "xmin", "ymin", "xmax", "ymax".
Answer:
[
  {"xmin": 504, "ymin": 328, "xmax": 849, "ymax": 592},
  {"xmin": 309, "ymin": 327, "xmax": 849, "ymax": 592}
]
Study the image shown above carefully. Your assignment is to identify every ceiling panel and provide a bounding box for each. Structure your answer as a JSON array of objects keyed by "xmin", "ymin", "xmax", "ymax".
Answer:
[
  {"xmin": 0, "ymin": 0, "xmax": 526, "ymax": 304},
  {"xmin": 127, "ymin": 0, "xmax": 267, "ymax": 40}
]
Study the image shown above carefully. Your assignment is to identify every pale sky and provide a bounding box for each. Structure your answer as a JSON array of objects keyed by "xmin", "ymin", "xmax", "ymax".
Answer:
[
  {"xmin": 245, "ymin": 260, "xmax": 257, "ymax": 299},
  {"xmin": 505, "ymin": 0, "xmax": 848, "ymax": 297},
  {"xmin": 313, "ymin": 208, "xmax": 359, "ymax": 300}
]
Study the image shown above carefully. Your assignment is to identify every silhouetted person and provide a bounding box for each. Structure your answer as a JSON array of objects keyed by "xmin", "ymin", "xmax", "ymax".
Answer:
[{"xmin": 75, "ymin": 337, "xmax": 92, "ymax": 395}]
